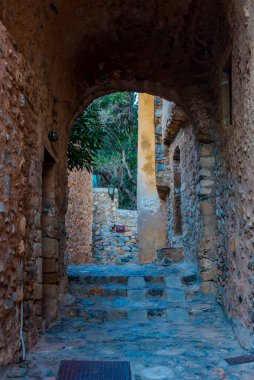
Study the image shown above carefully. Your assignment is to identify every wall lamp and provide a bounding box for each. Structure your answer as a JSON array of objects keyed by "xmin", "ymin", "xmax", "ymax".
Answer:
[{"xmin": 48, "ymin": 131, "xmax": 59, "ymax": 142}]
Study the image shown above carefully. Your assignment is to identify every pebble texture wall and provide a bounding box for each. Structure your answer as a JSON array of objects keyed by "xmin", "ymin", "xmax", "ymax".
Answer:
[
  {"xmin": 92, "ymin": 189, "xmax": 138, "ymax": 264},
  {"xmin": 215, "ymin": 2, "xmax": 254, "ymax": 349},
  {"xmin": 167, "ymin": 126, "xmax": 200, "ymax": 263},
  {"xmin": 0, "ymin": 23, "xmax": 30, "ymax": 365},
  {"xmin": 0, "ymin": 22, "xmax": 65, "ymax": 365},
  {"xmin": 65, "ymin": 170, "xmax": 93, "ymax": 264},
  {"xmin": 154, "ymin": 97, "xmax": 218, "ymax": 294},
  {"xmin": 155, "ymin": 99, "xmax": 200, "ymax": 263}
]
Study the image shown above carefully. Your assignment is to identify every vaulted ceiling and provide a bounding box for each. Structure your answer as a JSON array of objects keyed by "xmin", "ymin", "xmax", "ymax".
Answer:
[{"xmin": 0, "ymin": 0, "xmax": 230, "ymax": 117}]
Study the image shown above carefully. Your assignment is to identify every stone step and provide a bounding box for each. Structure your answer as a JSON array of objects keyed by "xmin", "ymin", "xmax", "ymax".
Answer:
[
  {"xmin": 61, "ymin": 291, "xmax": 216, "ymax": 325},
  {"xmin": 72, "ymin": 285, "xmax": 129, "ymax": 298},
  {"xmin": 144, "ymin": 275, "xmax": 165, "ymax": 284},
  {"xmin": 63, "ymin": 299, "xmax": 217, "ymax": 323},
  {"xmin": 69, "ymin": 284, "xmax": 186, "ymax": 299},
  {"xmin": 70, "ymin": 281, "xmax": 200, "ymax": 301},
  {"xmin": 68, "ymin": 275, "xmax": 129, "ymax": 285},
  {"xmin": 62, "ymin": 294, "xmax": 211, "ymax": 319},
  {"xmin": 69, "ymin": 272, "xmax": 199, "ymax": 291},
  {"xmin": 65, "ymin": 263, "xmax": 203, "ymax": 324},
  {"xmin": 62, "ymin": 301, "xmax": 208, "ymax": 323},
  {"xmin": 64, "ymin": 305, "xmax": 189, "ymax": 323},
  {"xmin": 73, "ymin": 295, "xmax": 192, "ymax": 307},
  {"xmin": 69, "ymin": 274, "xmax": 182, "ymax": 287},
  {"xmin": 67, "ymin": 262, "xmax": 199, "ymax": 282},
  {"xmin": 68, "ymin": 277, "xmax": 200, "ymax": 298}
]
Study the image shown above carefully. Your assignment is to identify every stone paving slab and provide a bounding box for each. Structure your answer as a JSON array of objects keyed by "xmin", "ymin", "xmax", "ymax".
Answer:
[
  {"xmin": 68, "ymin": 262, "xmax": 199, "ymax": 278},
  {"xmin": 1, "ymin": 264, "xmax": 254, "ymax": 379}
]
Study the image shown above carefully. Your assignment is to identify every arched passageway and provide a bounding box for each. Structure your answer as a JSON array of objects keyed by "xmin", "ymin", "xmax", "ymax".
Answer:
[{"xmin": 1, "ymin": 0, "xmax": 254, "ymax": 374}]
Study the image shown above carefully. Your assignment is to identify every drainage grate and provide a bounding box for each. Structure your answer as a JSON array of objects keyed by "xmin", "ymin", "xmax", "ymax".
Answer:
[
  {"xmin": 56, "ymin": 360, "xmax": 131, "ymax": 380},
  {"xmin": 225, "ymin": 355, "xmax": 254, "ymax": 365}
]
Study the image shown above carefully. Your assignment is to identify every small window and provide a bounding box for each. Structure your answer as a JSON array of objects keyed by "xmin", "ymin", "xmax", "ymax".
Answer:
[
  {"xmin": 174, "ymin": 194, "xmax": 182, "ymax": 235},
  {"xmin": 173, "ymin": 146, "xmax": 182, "ymax": 235},
  {"xmin": 173, "ymin": 146, "xmax": 180, "ymax": 162},
  {"xmin": 173, "ymin": 146, "xmax": 181, "ymax": 190}
]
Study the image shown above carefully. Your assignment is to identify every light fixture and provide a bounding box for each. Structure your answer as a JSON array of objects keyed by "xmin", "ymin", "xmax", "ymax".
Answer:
[
  {"xmin": 48, "ymin": 131, "xmax": 59, "ymax": 142},
  {"xmin": 108, "ymin": 185, "xmax": 115, "ymax": 200}
]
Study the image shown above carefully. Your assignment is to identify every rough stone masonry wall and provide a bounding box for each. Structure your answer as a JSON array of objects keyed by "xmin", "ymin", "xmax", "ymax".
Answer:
[
  {"xmin": 0, "ymin": 22, "xmax": 70, "ymax": 365},
  {"xmin": 1, "ymin": 0, "xmax": 253, "ymax": 363},
  {"xmin": 215, "ymin": 1, "xmax": 254, "ymax": 348},
  {"xmin": 154, "ymin": 96, "xmax": 218, "ymax": 294},
  {"xmin": 92, "ymin": 188, "xmax": 138, "ymax": 265},
  {"xmin": 0, "ymin": 23, "xmax": 30, "ymax": 365},
  {"xmin": 65, "ymin": 170, "xmax": 93, "ymax": 264},
  {"xmin": 155, "ymin": 98, "xmax": 200, "ymax": 263},
  {"xmin": 198, "ymin": 142, "xmax": 218, "ymax": 293},
  {"xmin": 0, "ymin": 18, "xmax": 77, "ymax": 365},
  {"xmin": 155, "ymin": 98, "xmax": 171, "ymax": 198},
  {"xmin": 181, "ymin": 86, "xmax": 219, "ymax": 297},
  {"xmin": 167, "ymin": 125, "xmax": 200, "ymax": 263}
]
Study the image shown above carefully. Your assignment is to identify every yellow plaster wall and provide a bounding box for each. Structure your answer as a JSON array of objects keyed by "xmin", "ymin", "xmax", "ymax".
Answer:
[{"xmin": 137, "ymin": 93, "xmax": 167, "ymax": 263}]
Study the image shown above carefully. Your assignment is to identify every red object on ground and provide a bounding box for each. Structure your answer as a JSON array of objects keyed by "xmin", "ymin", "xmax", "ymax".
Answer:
[{"xmin": 115, "ymin": 225, "xmax": 126, "ymax": 233}]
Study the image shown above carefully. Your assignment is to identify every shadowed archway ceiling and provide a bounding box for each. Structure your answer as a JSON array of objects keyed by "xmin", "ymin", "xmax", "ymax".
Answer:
[{"xmin": 1, "ymin": 0, "xmax": 228, "ymax": 97}]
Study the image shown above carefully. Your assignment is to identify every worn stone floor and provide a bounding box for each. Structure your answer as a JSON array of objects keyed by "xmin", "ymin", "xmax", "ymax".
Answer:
[{"xmin": 1, "ymin": 263, "xmax": 254, "ymax": 379}]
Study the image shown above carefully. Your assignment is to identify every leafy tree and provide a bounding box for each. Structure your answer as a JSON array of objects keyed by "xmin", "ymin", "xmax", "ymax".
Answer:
[
  {"xmin": 67, "ymin": 102, "xmax": 105, "ymax": 172},
  {"xmin": 68, "ymin": 92, "xmax": 138, "ymax": 209},
  {"xmin": 93, "ymin": 92, "xmax": 138, "ymax": 209}
]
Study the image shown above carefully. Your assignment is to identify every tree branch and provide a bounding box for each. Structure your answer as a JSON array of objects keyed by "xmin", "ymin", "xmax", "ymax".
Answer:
[
  {"xmin": 122, "ymin": 149, "xmax": 136, "ymax": 186},
  {"xmin": 93, "ymin": 170, "xmax": 111, "ymax": 184}
]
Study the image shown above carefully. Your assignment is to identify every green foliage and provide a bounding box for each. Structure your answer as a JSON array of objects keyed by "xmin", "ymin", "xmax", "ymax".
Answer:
[
  {"xmin": 94, "ymin": 92, "xmax": 138, "ymax": 209},
  {"xmin": 67, "ymin": 102, "xmax": 105, "ymax": 172},
  {"xmin": 68, "ymin": 92, "xmax": 138, "ymax": 209}
]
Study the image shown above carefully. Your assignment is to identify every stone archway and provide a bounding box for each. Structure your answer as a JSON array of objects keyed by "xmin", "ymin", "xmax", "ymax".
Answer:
[{"xmin": 2, "ymin": 0, "xmax": 254, "ymax": 365}]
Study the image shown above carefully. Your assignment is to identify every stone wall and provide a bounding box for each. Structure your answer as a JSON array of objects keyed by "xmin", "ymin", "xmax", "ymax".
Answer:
[
  {"xmin": 155, "ymin": 99, "xmax": 200, "ymax": 263},
  {"xmin": 184, "ymin": 86, "xmax": 219, "ymax": 296},
  {"xmin": 198, "ymin": 142, "xmax": 218, "ymax": 293},
  {"xmin": 155, "ymin": 98, "xmax": 171, "ymax": 198},
  {"xmin": 0, "ymin": 21, "xmax": 70, "ymax": 365},
  {"xmin": 155, "ymin": 97, "xmax": 218, "ymax": 294},
  {"xmin": 65, "ymin": 170, "xmax": 93, "ymax": 264},
  {"xmin": 92, "ymin": 188, "xmax": 138, "ymax": 264},
  {"xmin": 2, "ymin": 0, "xmax": 254, "ymax": 364},
  {"xmin": 166, "ymin": 126, "xmax": 200, "ymax": 263},
  {"xmin": 0, "ymin": 23, "xmax": 31, "ymax": 365},
  {"xmin": 214, "ymin": 1, "xmax": 254, "ymax": 348}
]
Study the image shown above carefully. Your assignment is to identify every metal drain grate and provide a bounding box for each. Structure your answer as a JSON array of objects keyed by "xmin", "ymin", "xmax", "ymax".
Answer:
[
  {"xmin": 225, "ymin": 355, "xmax": 254, "ymax": 365},
  {"xmin": 56, "ymin": 360, "xmax": 131, "ymax": 379}
]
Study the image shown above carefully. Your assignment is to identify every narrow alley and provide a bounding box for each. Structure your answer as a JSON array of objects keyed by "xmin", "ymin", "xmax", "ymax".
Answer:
[{"xmin": 1, "ymin": 263, "xmax": 254, "ymax": 379}]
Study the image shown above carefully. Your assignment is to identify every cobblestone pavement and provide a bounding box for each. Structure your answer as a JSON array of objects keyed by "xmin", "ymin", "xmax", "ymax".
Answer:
[{"xmin": 1, "ymin": 263, "xmax": 254, "ymax": 379}]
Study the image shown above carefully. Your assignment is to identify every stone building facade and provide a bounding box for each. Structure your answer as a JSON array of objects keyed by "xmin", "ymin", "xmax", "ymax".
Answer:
[
  {"xmin": 65, "ymin": 170, "xmax": 93, "ymax": 264},
  {"xmin": 1, "ymin": 0, "xmax": 254, "ymax": 365},
  {"xmin": 155, "ymin": 99, "xmax": 200, "ymax": 263},
  {"xmin": 154, "ymin": 98, "xmax": 217, "ymax": 293},
  {"xmin": 92, "ymin": 188, "xmax": 138, "ymax": 265}
]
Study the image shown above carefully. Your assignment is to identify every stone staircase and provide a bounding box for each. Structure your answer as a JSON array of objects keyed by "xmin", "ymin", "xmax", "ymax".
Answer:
[
  {"xmin": 65, "ymin": 262, "xmax": 215, "ymax": 324},
  {"xmin": 30, "ymin": 263, "xmax": 250, "ymax": 380}
]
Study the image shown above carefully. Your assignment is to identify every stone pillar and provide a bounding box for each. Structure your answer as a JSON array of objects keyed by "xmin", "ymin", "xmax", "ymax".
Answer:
[
  {"xmin": 137, "ymin": 93, "xmax": 167, "ymax": 263},
  {"xmin": 41, "ymin": 151, "xmax": 59, "ymax": 328},
  {"xmin": 198, "ymin": 143, "xmax": 218, "ymax": 293}
]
